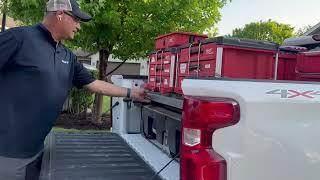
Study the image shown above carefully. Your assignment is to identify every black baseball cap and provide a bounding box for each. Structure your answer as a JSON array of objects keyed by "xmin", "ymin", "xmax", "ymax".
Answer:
[{"xmin": 46, "ymin": 0, "xmax": 92, "ymax": 22}]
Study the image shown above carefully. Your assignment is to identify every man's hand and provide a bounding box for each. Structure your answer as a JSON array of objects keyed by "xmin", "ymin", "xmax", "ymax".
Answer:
[{"xmin": 130, "ymin": 88, "xmax": 151, "ymax": 103}]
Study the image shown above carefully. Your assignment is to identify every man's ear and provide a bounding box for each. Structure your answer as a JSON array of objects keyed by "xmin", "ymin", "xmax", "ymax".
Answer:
[{"xmin": 56, "ymin": 11, "xmax": 64, "ymax": 21}]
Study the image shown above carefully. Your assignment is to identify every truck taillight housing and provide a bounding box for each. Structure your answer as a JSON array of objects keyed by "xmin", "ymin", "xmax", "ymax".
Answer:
[{"xmin": 180, "ymin": 96, "xmax": 240, "ymax": 180}]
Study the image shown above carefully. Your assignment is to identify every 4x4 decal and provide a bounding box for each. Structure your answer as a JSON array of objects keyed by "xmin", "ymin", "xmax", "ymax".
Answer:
[{"xmin": 266, "ymin": 89, "xmax": 320, "ymax": 99}]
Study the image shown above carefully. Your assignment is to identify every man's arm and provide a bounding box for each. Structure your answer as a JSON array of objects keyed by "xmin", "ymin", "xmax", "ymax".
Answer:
[
  {"xmin": 84, "ymin": 80, "xmax": 150, "ymax": 103},
  {"xmin": 0, "ymin": 30, "xmax": 19, "ymax": 71},
  {"xmin": 72, "ymin": 57, "xmax": 150, "ymax": 103}
]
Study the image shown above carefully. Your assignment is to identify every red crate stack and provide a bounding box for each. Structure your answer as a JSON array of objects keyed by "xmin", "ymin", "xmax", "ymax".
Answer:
[
  {"xmin": 147, "ymin": 32, "xmax": 320, "ymax": 95},
  {"xmin": 275, "ymin": 46, "xmax": 307, "ymax": 81},
  {"xmin": 175, "ymin": 37, "xmax": 279, "ymax": 94},
  {"xmin": 296, "ymin": 51, "xmax": 320, "ymax": 82},
  {"xmin": 155, "ymin": 32, "xmax": 208, "ymax": 50},
  {"xmin": 174, "ymin": 42, "xmax": 217, "ymax": 94},
  {"xmin": 147, "ymin": 32, "xmax": 208, "ymax": 94},
  {"xmin": 146, "ymin": 48, "xmax": 180, "ymax": 93}
]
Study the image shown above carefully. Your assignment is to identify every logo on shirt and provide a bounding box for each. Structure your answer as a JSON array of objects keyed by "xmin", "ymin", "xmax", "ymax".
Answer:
[{"xmin": 61, "ymin": 60, "xmax": 69, "ymax": 64}]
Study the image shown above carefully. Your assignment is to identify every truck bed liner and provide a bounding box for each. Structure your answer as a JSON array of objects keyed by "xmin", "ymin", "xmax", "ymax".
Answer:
[{"xmin": 40, "ymin": 132, "xmax": 161, "ymax": 180}]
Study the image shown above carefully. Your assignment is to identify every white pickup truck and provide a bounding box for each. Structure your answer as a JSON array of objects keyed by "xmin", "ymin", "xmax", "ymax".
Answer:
[
  {"xmin": 181, "ymin": 78, "xmax": 320, "ymax": 180},
  {"xmin": 40, "ymin": 35, "xmax": 320, "ymax": 180}
]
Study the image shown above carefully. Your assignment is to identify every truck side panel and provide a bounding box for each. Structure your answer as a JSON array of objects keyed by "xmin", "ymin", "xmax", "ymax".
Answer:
[{"xmin": 182, "ymin": 79, "xmax": 320, "ymax": 180}]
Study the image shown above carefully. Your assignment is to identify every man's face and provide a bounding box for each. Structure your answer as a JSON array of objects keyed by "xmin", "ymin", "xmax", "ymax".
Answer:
[{"xmin": 60, "ymin": 11, "xmax": 81, "ymax": 40}]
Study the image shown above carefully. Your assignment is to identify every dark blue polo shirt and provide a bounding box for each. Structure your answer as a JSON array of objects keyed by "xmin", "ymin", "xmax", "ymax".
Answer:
[{"xmin": 0, "ymin": 24, "xmax": 96, "ymax": 158}]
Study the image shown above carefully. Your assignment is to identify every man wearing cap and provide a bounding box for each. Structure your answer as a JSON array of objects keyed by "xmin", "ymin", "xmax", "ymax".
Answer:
[{"xmin": 0, "ymin": 0, "xmax": 150, "ymax": 179}]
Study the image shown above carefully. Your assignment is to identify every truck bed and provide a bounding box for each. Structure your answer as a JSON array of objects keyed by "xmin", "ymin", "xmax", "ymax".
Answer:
[{"xmin": 40, "ymin": 132, "xmax": 161, "ymax": 180}]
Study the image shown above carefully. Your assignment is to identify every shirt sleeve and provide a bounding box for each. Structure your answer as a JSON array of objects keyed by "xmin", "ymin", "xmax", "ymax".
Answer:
[
  {"xmin": 72, "ymin": 55, "xmax": 96, "ymax": 89},
  {"xmin": 0, "ymin": 30, "xmax": 19, "ymax": 71}
]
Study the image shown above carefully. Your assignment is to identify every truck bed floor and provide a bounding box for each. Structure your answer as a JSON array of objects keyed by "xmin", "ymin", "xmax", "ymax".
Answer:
[{"xmin": 40, "ymin": 132, "xmax": 161, "ymax": 180}]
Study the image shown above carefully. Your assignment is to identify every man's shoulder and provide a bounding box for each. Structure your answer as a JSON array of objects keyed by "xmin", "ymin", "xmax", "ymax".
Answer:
[
  {"xmin": 7, "ymin": 25, "xmax": 36, "ymax": 33},
  {"xmin": 5, "ymin": 25, "xmax": 38, "ymax": 38}
]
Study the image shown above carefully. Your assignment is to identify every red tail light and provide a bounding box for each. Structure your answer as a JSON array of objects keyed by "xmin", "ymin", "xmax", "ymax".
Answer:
[{"xmin": 180, "ymin": 96, "xmax": 240, "ymax": 180}]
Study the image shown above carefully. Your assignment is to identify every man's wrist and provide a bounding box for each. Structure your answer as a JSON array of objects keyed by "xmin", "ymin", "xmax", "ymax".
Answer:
[{"xmin": 126, "ymin": 88, "xmax": 131, "ymax": 98}]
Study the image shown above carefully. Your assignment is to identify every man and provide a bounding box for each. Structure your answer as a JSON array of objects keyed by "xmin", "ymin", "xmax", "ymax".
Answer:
[{"xmin": 0, "ymin": 0, "xmax": 150, "ymax": 179}]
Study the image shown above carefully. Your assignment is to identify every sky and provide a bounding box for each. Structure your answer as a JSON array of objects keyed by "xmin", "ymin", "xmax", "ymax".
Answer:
[{"xmin": 216, "ymin": 0, "xmax": 320, "ymax": 36}]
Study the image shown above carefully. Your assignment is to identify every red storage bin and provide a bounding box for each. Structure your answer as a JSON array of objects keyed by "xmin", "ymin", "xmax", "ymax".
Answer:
[
  {"xmin": 208, "ymin": 37, "xmax": 278, "ymax": 80},
  {"xmin": 149, "ymin": 64, "xmax": 174, "ymax": 77},
  {"xmin": 147, "ymin": 48, "xmax": 179, "ymax": 93},
  {"xmin": 149, "ymin": 48, "xmax": 179, "ymax": 65},
  {"xmin": 295, "ymin": 51, "xmax": 320, "ymax": 82},
  {"xmin": 148, "ymin": 64, "xmax": 159, "ymax": 75},
  {"xmin": 149, "ymin": 53, "xmax": 159, "ymax": 65},
  {"xmin": 177, "ymin": 37, "xmax": 279, "ymax": 80},
  {"xmin": 159, "ymin": 76, "xmax": 174, "ymax": 94},
  {"xmin": 161, "ymin": 63, "xmax": 175, "ymax": 76},
  {"xmin": 180, "ymin": 43, "xmax": 217, "ymax": 62},
  {"xmin": 155, "ymin": 32, "xmax": 207, "ymax": 50},
  {"xmin": 178, "ymin": 60, "xmax": 216, "ymax": 76},
  {"xmin": 146, "ymin": 76, "xmax": 174, "ymax": 93},
  {"xmin": 296, "ymin": 51, "xmax": 320, "ymax": 73},
  {"xmin": 276, "ymin": 52, "xmax": 298, "ymax": 80},
  {"xmin": 221, "ymin": 46, "xmax": 276, "ymax": 79},
  {"xmin": 147, "ymin": 76, "xmax": 160, "ymax": 91},
  {"xmin": 149, "ymin": 51, "xmax": 166, "ymax": 65}
]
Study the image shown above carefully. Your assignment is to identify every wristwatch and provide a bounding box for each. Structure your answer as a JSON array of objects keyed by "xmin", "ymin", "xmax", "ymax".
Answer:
[{"xmin": 126, "ymin": 88, "xmax": 131, "ymax": 98}]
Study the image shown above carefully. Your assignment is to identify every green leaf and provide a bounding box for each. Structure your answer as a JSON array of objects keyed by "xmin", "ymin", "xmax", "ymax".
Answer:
[
  {"xmin": 7, "ymin": 0, "xmax": 228, "ymax": 59},
  {"xmin": 230, "ymin": 19, "xmax": 295, "ymax": 44}
]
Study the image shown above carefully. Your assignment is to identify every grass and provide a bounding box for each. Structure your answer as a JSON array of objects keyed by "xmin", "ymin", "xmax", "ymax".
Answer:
[
  {"xmin": 54, "ymin": 96, "xmax": 111, "ymax": 133},
  {"xmin": 102, "ymin": 96, "xmax": 111, "ymax": 113},
  {"xmin": 91, "ymin": 95, "xmax": 111, "ymax": 113},
  {"xmin": 52, "ymin": 127, "xmax": 110, "ymax": 133}
]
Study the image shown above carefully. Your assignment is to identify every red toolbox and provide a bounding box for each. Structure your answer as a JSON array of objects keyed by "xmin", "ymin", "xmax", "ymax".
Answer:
[
  {"xmin": 178, "ymin": 60, "xmax": 216, "ymax": 76},
  {"xmin": 159, "ymin": 76, "xmax": 174, "ymax": 93},
  {"xmin": 147, "ymin": 76, "xmax": 176, "ymax": 93},
  {"xmin": 180, "ymin": 43, "xmax": 217, "ymax": 62},
  {"xmin": 149, "ymin": 64, "xmax": 175, "ymax": 77},
  {"xmin": 296, "ymin": 51, "xmax": 320, "ymax": 73},
  {"xmin": 276, "ymin": 52, "xmax": 298, "ymax": 80},
  {"xmin": 147, "ymin": 76, "xmax": 160, "ymax": 91},
  {"xmin": 147, "ymin": 48, "xmax": 179, "ymax": 93},
  {"xmin": 296, "ymin": 51, "xmax": 320, "ymax": 82},
  {"xmin": 149, "ymin": 50, "xmax": 170, "ymax": 65},
  {"xmin": 275, "ymin": 46, "xmax": 308, "ymax": 81},
  {"xmin": 155, "ymin": 32, "xmax": 208, "ymax": 50},
  {"xmin": 178, "ymin": 37, "xmax": 279, "ymax": 79},
  {"xmin": 149, "ymin": 48, "xmax": 179, "ymax": 65}
]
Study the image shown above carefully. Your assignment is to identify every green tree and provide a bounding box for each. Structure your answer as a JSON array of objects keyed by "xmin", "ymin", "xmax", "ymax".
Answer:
[
  {"xmin": 295, "ymin": 25, "xmax": 313, "ymax": 36},
  {"xmin": 7, "ymin": 0, "xmax": 229, "ymax": 123},
  {"xmin": 1, "ymin": 0, "xmax": 8, "ymax": 32},
  {"xmin": 230, "ymin": 20, "xmax": 295, "ymax": 44}
]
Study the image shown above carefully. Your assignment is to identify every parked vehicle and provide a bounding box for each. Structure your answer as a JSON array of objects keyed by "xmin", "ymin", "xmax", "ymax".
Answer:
[{"xmin": 40, "ymin": 33, "xmax": 320, "ymax": 180}]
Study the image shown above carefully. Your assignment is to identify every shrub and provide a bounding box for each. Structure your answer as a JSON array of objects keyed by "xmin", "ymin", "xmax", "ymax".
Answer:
[{"xmin": 67, "ymin": 70, "xmax": 98, "ymax": 115}]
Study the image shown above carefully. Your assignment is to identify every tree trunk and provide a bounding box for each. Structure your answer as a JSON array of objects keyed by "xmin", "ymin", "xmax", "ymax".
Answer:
[
  {"xmin": 91, "ymin": 49, "xmax": 110, "ymax": 124},
  {"xmin": 1, "ymin": 0, "xmax": 7, "ymax": 32}
]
